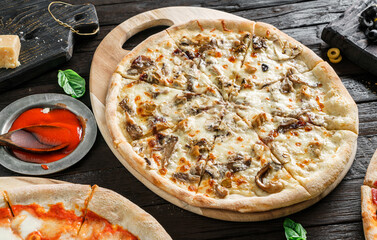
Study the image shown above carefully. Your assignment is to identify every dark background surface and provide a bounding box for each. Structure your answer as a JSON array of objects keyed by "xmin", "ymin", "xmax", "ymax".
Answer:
[{"xmin": 0, "ymin": 0, "xmax": 374, "ymax": 239}]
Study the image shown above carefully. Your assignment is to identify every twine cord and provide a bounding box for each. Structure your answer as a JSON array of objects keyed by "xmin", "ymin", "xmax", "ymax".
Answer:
[{"xmin": 48, "ymin": 1, "xmax": 99, "ymax": 36}]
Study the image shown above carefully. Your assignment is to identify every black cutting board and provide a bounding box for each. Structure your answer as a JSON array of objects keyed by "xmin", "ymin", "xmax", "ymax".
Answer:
[
  {"xmin": 0, "ymin": 0, "xmax": 99, "ymax": 91},
  {"xmin": 321, "ymin": 0, "xmax": 377, "ymax": 76}
]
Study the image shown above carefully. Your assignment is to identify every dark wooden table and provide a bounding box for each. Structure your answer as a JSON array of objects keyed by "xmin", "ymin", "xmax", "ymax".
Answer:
[{"xmin": 0, "ymin": 0, "xmax": 374, "ymax": 239}]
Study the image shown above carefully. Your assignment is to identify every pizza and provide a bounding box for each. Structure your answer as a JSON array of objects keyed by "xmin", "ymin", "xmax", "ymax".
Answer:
[
  {"xmin": 106, "ymin": 19, "xmax": 358, "ymax": 213},
  {"xmin": 362, "ymin": 150, "xmax": 377, "ymax": 239},
  {"xmin": 0, "ymin": 184, "xmax": 171, "ymax": 239}
]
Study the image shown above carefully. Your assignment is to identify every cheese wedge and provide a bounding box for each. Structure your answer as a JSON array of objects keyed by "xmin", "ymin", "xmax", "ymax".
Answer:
[{"xmin": 0, "ymin": 35, "xmax": 21, "ymax": 69}]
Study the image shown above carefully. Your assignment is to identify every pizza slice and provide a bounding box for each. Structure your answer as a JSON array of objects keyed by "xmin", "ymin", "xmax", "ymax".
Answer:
[
  {"xmin": 361, "ymin": 185, "xmax": 377, "ymax": 240},
  {"xmin": 78, "ymin": 186, "xmax": 170, "ymax": 240},
  {"xmin": 131, "ymin": 106, "xmax": 225, "ymax": 194},
  {"xmin": 194, "ymin": 110, "xmax": 310, "ymax": 212},
  {"xmin": 166, "ymin": 19, "xmax": 255, "ymax": 100},
  {"xmin": 108, "ymin": 73, "xmax": 223, "ymax": 141},
  {"xmin": 249, "ymin": 116, "xmax": 357, "ymax": 197},
  {"xmin": 237, "ymin": 22, "xmax": 323, "ymax": 89},
  {"xmin": 5, "ymin": 184, "xmax": 91, "ymax": 239},
  {"xmin": 233, "ymin": 61, "xmax": 358, "ymax": 134},
  {"xmin": 114, "ymin": 30, "xmax": 220, "ymax": 97},
  {"xmin": 0, "ymin": 191, "xmax": 21, "ymax": 239}
]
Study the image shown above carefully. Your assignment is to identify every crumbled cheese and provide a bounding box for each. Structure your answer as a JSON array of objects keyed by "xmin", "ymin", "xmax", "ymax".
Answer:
[
  {"xmin": 0, "ymin": 35, "xmax": 21, "ymax": 69},
  {"xmin": 41, "ymin": 108, "xmax": 50, "ymax": 114}
]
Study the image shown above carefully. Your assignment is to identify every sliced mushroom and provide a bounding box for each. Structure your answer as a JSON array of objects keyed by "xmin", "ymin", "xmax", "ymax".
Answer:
[
  {"xmin": 129, "ymin": 55, "xmax": 155, "ymax": 74},
  {"xmin": 286, "ymin": 68, "xmax": 318, "ymax": 88},
  {"xmin": 233, "ymin": 33, "xmax": 251, "ymax": 54},
  {"xmin": 204, "ymin": 163, "xmax": 227, "ymax": 179},
  {"xmin": 214, "ymin": 184, "xmax": 228, "ymax": 198},
  {"xmin": 190, "ymin": 160, "xmax": 206, "ymax": 176},
  {"xmin": 157, "ymin": 134, "xmax": 178, "ymax": 168},
  {"xmin": 255, "ymin": 163, "xmax": 284, "ymax": 193},
  {"xmin": 179, "ymin": 36, "xmax": 197, "ymax": 46},
  {"xmin": 174, "ymin": 92, "xmax": 199, "ymax": 105},
  {"xmin": 172, "ymin": 172, "xmax": 200, "ymax": 183},
  {"xmin": 280, "ymin": 77, "xmax": 294, "ymax": 94},
  {"xmin": 251, "ymin": 112, "xmax": 267, "ymax": 128},
  {"xmin": 136, "ymin": 101, "xmax": 156, "ymax": 117},
  {"xmin": 125, "ymin": 115, "xmax": 143, "ymax": 140},
  {"xmin": 276, "ymin": 117, "xmax": 307, "ymax": 133},
  {"xmin": 150, "ymin": 116, "xmax": 172, "ymax": 133},
  {"xmin": 227, "ymin": 160, "xmax": 250, "ymax": 173},
  {"xmin": 268, "ymin": 39, "xmax": 303, "ymax": 60},
  {"xmin": 252, "ymin": 35, "xmax": 267, "ymax": 50},
  {"xmin": 119, "ymin": 97, "xmax": 134, "ymax": 114},
  {"xmin": 139, "ymin": 71, "xmax": 160, "ymax": 84},
  {"xmin": 184, "ymin": 74, "xmax": 196, "ymax": 92},
  {"xmin": 189, "ymin": 138, "xmax": 212, "ymax": 156}
]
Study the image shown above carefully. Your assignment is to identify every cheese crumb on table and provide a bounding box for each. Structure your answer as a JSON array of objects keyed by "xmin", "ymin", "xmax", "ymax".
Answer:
[{"xmin": 0, "ymin": 35, "xmax": 21, "ymax": 69}]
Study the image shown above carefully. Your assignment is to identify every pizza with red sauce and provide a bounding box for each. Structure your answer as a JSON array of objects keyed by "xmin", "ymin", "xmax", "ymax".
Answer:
[
  {"xmin": 362, "ymin": 150, "xmax": 377, "ymax": 239},
  {"xmin": 0, "ymin": 184, "xmax": 171, "ymax": 240}
]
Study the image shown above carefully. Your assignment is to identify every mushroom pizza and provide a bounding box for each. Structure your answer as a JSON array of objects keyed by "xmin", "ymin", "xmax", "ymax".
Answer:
[{"xmin": 106, "ymin": 20, "xmax": 358, "ymax": 212}]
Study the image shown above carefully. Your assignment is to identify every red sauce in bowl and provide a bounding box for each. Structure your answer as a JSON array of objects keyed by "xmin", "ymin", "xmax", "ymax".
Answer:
[{"xmin": 8, "ymin": 107, "xmax": 83, "ymax": 164}]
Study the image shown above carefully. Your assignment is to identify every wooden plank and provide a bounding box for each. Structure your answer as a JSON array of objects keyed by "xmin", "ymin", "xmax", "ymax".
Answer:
[
  {"xmin": 322, "ymin": 0, "xmax": 377, "ymax": 77},
  {"xmin": 0, "ymin": 0, "xmax": 99, "ymax": 91},
  {"xmin": 73, "ymin": 0, "xmax": 354, "ymax": 29}
]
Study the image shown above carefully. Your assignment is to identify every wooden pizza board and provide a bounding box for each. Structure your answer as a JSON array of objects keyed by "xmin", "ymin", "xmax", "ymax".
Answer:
[{"xmin": 89, "ymin": 6, "xmax": 357, "ymax": 221}]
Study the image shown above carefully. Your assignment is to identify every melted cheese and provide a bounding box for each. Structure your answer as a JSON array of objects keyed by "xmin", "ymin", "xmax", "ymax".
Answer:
[
  {"xmin": 0, "ymin": 227, "xmax": 21, "ymax": 240},
  {"xmin": 11, "ymin": 210, "xmax": 42, "ymax": 239}
]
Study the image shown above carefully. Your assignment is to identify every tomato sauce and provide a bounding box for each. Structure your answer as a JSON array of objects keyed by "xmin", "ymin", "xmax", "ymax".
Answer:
[
  {"xmin": 372, "ymin": 188, "xmax": 377, "ymax": 206},
  {"xmin": 12, "ymin": 203, "xmax": 82, "ymax": 222},
  {"xmin": 9, "ymin": 108, "xmax": 83, "ymax": 164},
  {"xmin": 0, "ymin": 207, "xmax": 12, "ymax": 218}
]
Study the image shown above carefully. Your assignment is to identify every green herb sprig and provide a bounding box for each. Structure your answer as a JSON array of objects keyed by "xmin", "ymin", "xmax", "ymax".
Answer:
[
  {"xmin": 284, "ymin": 218, "xmax": 307, "ymax": 240},
  {"xmin": 58, "ymin": 69, "xmax": 86, "ymax": 98}
]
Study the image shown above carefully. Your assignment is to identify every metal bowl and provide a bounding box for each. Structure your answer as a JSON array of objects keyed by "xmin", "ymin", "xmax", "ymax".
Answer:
[{"xmin": 0, "ymin": 93, "xmax": 97, "ymax": 175}]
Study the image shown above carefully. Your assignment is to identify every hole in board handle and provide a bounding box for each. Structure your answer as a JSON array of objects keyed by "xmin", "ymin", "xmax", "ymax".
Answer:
[
  {"xmin": 74, "ymin": 13, "xmax": 85, "ymax": 21},
  {"xmin": 122, "ymin": 25, "xmax": 170, "ymax": 51}
]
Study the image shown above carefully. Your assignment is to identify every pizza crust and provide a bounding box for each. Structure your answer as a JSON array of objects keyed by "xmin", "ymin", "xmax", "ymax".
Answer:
[
  {"xmin": 365, "ymin": 150, "xmax": 377, "ymax": 188},
  {"xmin": 81, "ymin": 186, "xmax": 171, "ymax": 240},
  {"xmin": 361, "ymin": 185, "xmax": 377, "ymax": 240},
  {"xmin": 193, "ymin": 183, "xmax": 310, "ymax": 213},
  {"xmin": 311, "ymin": 62, "xmax": 359, "ymax": 134},
  {"xmin": 5, "ymin": 184, "xmax": 91, "ymax": 216}
]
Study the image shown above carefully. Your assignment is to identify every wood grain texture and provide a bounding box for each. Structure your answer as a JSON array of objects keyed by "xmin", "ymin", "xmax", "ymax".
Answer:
[
  {"xmin": 0, "ymin": 0, "xmax": 373, "ymax": 238},
  {"xmin": 0, "ymin": 0, "xmax": 99, "ymax": 91},
  {"xmin": 321, "ymin": 0, "xmax": 377, "ymax": 76}
]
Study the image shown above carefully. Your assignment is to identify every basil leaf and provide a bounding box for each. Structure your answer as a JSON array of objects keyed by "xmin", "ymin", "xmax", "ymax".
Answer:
[
  {"xmin": 58, "ymin": 69, "xmax": 86, "ymax": 98},
  {"xmin": 284, "ymin": 218, "xmax": 307, "ymax": 240}
]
